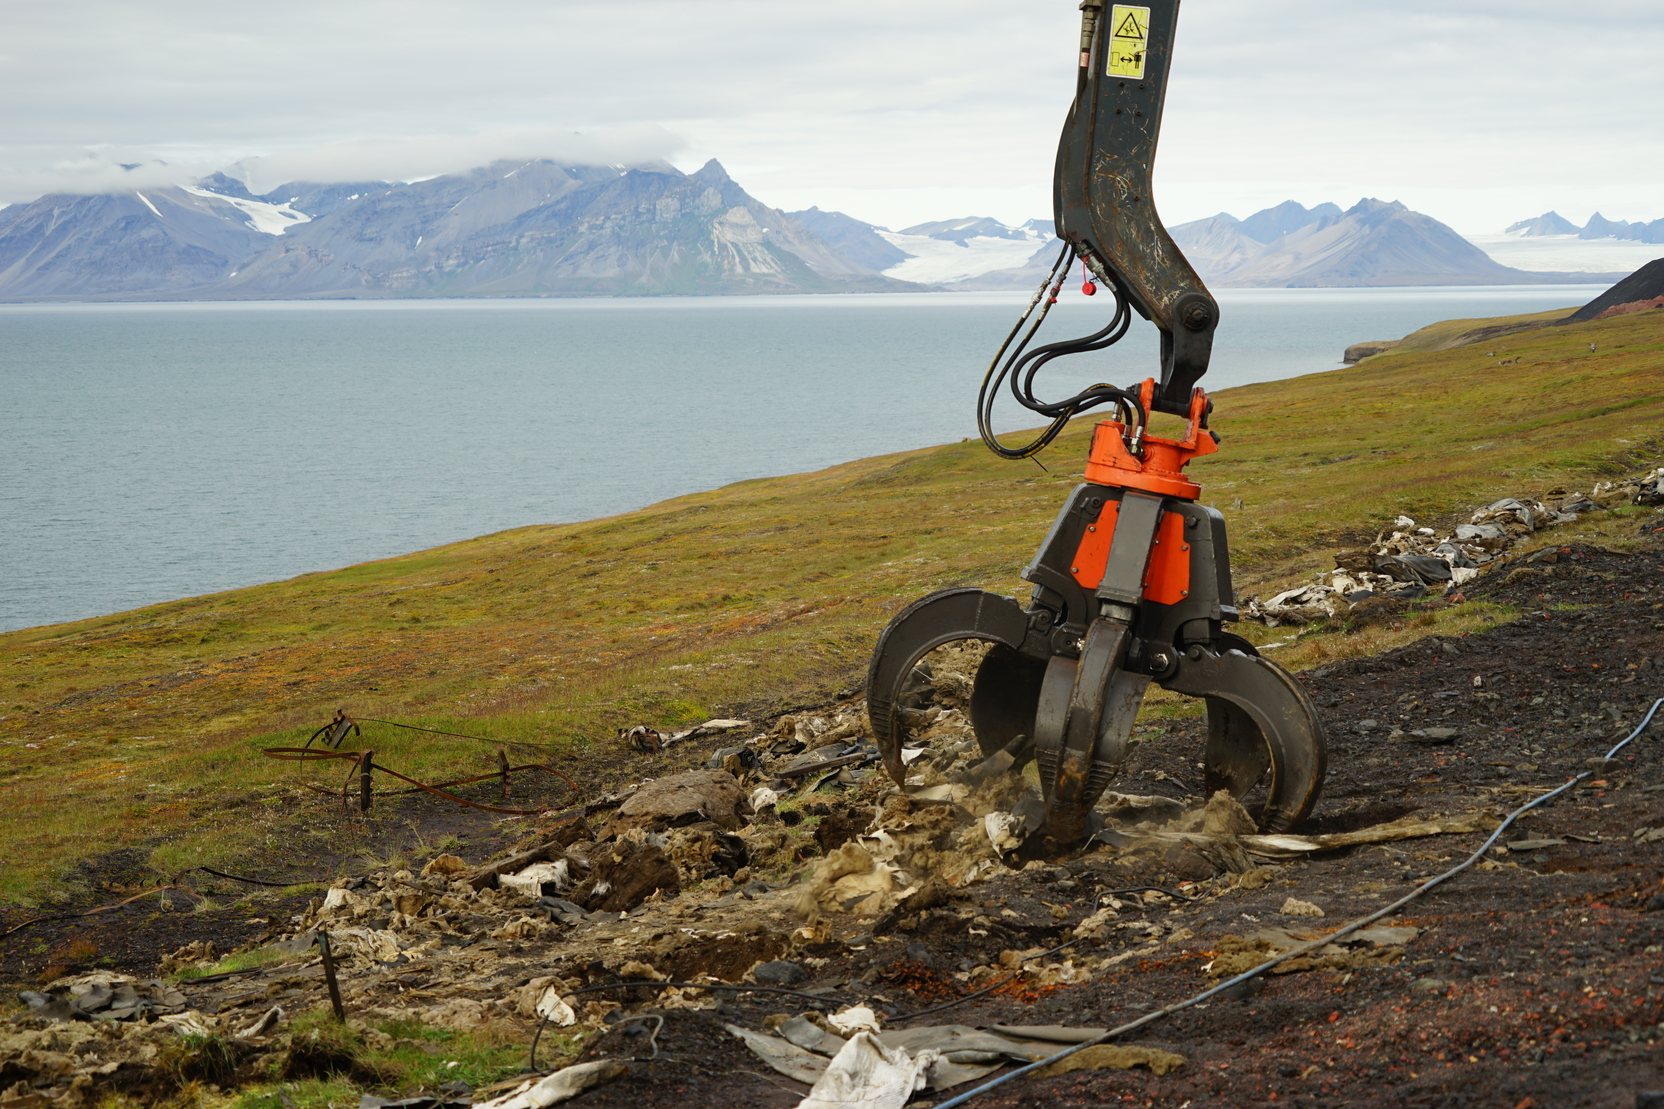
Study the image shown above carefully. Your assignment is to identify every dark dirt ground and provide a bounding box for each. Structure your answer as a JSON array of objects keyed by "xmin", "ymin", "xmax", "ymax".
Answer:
[{"xmin": 4, "ymin": 538, "xmax": 1663, "ymax": 1109}]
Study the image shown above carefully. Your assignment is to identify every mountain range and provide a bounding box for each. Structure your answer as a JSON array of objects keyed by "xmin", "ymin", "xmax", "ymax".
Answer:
[
  {"xmin": 893, "ymin": 198, "xmax": 1635, "ymax": 290},
  {"xmin": 0, "ymin": 160, "xmax": 1644, "ymax": 300},
  {"xmin": 1506, "ymin": 210, "xmax": 1664, "ymax": 243},
  {"xmin": 0, "ymin": 160, "xmax": 915, "ymax": 299},
  {"xmin": 1164, "ymin": 199, "xmax": 1630, "ymax": 287}
]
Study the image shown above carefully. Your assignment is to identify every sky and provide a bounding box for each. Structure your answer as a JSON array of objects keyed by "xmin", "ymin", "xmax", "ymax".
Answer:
[{"xmin": 2, "ymin": 0, "xmax": 1660, "ymax": 234}]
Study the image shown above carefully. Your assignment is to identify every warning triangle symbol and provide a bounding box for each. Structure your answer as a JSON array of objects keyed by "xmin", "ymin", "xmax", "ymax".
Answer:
[{"xmin": 1114, "ymin": 12, "xmax": 1146, "ymax": 40}]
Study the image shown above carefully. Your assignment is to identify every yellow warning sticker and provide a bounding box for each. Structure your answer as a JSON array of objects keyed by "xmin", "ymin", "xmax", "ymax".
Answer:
[{"xmin": 1107, "ymin": 4, "xmax": 1150, "ymax": 79}]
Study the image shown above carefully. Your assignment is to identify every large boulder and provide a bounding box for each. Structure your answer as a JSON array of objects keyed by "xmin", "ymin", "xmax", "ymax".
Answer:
[{"xmin": 606, "ymin": 769, "xmax": 753, "ymax": 835}]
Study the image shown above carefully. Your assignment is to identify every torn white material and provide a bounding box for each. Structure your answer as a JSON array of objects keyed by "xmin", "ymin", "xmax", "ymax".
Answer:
[
  {"xmin": 827, "ymin": 1004, "xmax": 882, "ymax": 1036},
  {"xmin": 727, "ymin": 1022, "xmax": 831, "ymax": 1085},
  {"xmin": 499, "ymin": 859, "xmax": 570, "ymax": 900},
  {"xmin": 534, "ymin": 987, "xmax": 576, "ymax": 1028},
  {"xmin": 235, "ymin": 1005, "xmax": 284, "ymax": 1039},
  {"xmin": 984, "ymin": 811, "xmax": 1023, "ymax": 853},
  {"xmin": 474, "ymin": 1059, "xmax": 626, "ymax": 1108},
  {"xmin": 794, "ymin": 1032, "xmax": 937, "ymax": 1109}
]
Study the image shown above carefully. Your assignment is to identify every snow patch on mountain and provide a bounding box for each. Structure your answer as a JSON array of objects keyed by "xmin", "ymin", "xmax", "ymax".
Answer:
[{"xmin": 181, "ymin": 186, "xmax": 311, "ymax": 235}]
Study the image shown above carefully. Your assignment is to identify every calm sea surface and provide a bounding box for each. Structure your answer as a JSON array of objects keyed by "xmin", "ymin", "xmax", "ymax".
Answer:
[{"xmin": 0, "ymin": 285, "xmax": 1602, "ymax": 632}]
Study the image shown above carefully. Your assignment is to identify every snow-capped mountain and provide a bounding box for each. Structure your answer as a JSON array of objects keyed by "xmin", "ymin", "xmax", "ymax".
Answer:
[
  {"xmin": 1466, "ymin": 210, "xmax": 1664, "ymax": 275},
  {"xmin": 0, "ymin": 161, "xmax": 920, "ymax": 299}
]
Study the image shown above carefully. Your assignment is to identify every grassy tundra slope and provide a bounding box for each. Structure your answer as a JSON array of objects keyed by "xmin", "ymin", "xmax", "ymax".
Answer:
[{"xmin": 2, "ymin": 305, "xmax": 1661, "ymax": 902}]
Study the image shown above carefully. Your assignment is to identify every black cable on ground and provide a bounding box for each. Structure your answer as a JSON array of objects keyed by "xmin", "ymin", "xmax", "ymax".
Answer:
[
  {"xmin": 933, "ymin": 696, "xmax": 1664, "ymax": 1108},
  {"xmin": 179, "ymin": 866, "xmax": 329, "ymax": 888}
]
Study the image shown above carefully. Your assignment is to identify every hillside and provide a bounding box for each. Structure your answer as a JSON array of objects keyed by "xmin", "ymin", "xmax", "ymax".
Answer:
[
  {"xmin": 0, "ymin": 160, "xmax": 919, "ymax": 300},
  {"xmin": 3, "ymin": 304, "xmax": 1663, "ymax": 1109},
  {"xmin": 2, "ymin": 302, "xmax": 1661, "ymax": 899}
]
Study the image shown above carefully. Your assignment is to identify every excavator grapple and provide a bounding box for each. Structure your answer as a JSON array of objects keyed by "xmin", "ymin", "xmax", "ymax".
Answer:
[{"xmin": 867, "ymin": 0, "xmax": 1326, "ymax": 847}]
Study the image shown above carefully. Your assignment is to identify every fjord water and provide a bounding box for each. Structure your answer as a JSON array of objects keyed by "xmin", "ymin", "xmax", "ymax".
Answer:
[{"xmin": 1, "ymin": 285, "xmax": 1599, "ymax": 632}]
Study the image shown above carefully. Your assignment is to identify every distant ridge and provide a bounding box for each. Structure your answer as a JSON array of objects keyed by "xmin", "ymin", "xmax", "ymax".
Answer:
[
  {"xmin": 1506, "ymin": 209, "xmax": 1664, "ymax": 244},
  {"xmin": 0, "ymin": 160, "xmax": 924, "ymax": 300},
  {"xmin": 940, "ymin": 199, "xmax": 1606, "ymax": 291},
  {"xmin": 1506, "ymin": 211, "xmax": 1580, "ymax": 236},
  {"xmin": 1167, "ymin": 198, "xmax": 1606, "ymax": 287}
]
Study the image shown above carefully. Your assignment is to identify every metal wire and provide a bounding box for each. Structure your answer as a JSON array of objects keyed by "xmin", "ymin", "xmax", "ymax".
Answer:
[
  {"xmin": 933, "ymin": 696, "xmax": 1664, "ymax": 1108},
  {"xmin": 263, "ymin": 742, "xmax": 581, "ymax": 817}
]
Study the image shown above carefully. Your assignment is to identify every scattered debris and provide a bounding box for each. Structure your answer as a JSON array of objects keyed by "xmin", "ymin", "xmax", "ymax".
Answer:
[
  {"xmin": 474, "ymin": 1059, "xmax": 628, "ymax": 1108},
  {"xmin": 1244, "ymin": 463, "xmax": 1662, "ymax": 624}
]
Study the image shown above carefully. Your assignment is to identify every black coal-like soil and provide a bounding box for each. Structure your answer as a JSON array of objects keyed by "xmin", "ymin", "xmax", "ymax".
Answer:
[
  {"xmin": 1567, "ymin": 257, "xmax": 1664, "ymax": 321},
  {"xmin": 526, "ymin": 539, "xmax": 1664, "ymax": 1109},
  {"xmin": 5, "ymin": 538, "xmax": 1663, "ymax": 1109}
]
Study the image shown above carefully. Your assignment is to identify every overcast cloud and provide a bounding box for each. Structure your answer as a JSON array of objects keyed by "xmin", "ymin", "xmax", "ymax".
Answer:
[{"xmin": 2, "ymin": 0, "xmax": 1659, "ymax": 232}]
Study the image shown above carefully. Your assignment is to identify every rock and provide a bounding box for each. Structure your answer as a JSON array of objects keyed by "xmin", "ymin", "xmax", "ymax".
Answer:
[
  {"xmin": 1374, "ymin": 554, "xmax": 1452, "ymax": 585},
  {"xmin": 1410, "ymin": 977, "xmax": 1446, "ymax": 993},
  {"xmin": 157, "ymin": 940, "xmax": 218, "ymax": 975},
  {"xmin": 568, "ymin": 840, "xmax": 681, "ymax": 913},
  {"xmin": 1405, "ymin": 728, "xmax": 1458, "ymax": 745},
  {"xmin": 1342, "ymin": 340, "xmax": 1400, "ymax": 363},
  {"xmin": 1279, "ymin": 897, "xmax": 1325, "ymax": 917},
  {"xmin": 420, "ymin": 854, "xmax": 468, "ymax": 878},
  {"xmin": 752, "ymin": 960, "xmax": 808, "ymax": 986},
  {"xmin": 605, "ymin": 770, "xmax": 753, "ymax": 835}
]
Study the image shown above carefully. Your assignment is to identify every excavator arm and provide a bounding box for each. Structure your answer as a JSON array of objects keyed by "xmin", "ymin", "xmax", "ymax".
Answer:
[
  {"xmin": 867, "ymin": 0, "xmax": 1327, "ymax": 850},
  {"xmin": 1056, "ymin": 0, "xmax": 1217, "ymax": 416}
]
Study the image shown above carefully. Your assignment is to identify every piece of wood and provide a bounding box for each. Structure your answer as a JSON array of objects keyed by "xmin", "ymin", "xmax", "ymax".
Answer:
[
  {"xmin": 359, "ymin": 751, "xmax": 374, "ymax": 813},
  {"xmin": 461, "ymin": 818, "xmax": 592, "ymax": 891}
]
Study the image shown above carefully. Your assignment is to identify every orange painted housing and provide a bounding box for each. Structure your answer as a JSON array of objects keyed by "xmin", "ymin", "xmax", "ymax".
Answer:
[
  {"xmin": 1082, "ymin": 380, "xmax": 1218, "ymax": 499},
  {"xmin": 1068, "ymin": 499, "xmax": 1192, "ymax": 604}
]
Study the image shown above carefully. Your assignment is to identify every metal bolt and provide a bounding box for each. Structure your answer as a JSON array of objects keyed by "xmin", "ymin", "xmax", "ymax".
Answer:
[{"xmin": 1182, "ymin": 303, "xmax": 1212, "ymax": 331}]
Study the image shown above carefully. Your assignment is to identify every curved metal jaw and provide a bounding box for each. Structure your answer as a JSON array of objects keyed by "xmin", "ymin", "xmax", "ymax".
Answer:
[
  {"xmin": 866, "ymin": 588, "xmax": 1035, "ymax": 787},
  {"xmin": 1161, "ymin": 645, "xmax": 1327, "ymax": 832},
  {"xmin": 1032, "ymin": 617, "xmax": 1148, "ymax": 844},
  {"xmin": 867, "ymin": 595, "xmax": 1325, "ymax": 841}
]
